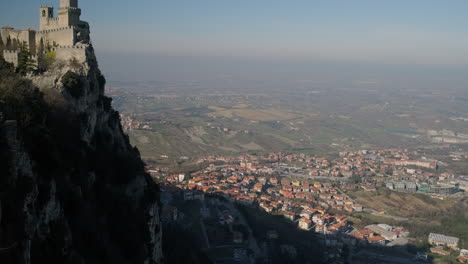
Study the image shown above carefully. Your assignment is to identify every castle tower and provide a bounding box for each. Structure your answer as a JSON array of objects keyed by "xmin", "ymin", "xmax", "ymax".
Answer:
[
  {"xmin": 58, "ymin": 0, "xmax": 81, "ymax": 27},
  {"xmin": 60, "ymin": 0, "xmax": 78, "ymax": 8},
  {"xmin": 39, "ymin": 6, "xmax": 54, "ymax": 31}
]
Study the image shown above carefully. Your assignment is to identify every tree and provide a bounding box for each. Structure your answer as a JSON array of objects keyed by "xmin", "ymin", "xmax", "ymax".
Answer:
[
  {"xmin": 0, "ymin": 37, "xmax": 4, "ymax": 55},
  {"xmin": 17, "ymin": 41, "xmax": 36, "ymax": 75},
  {"xmin": 62, "ymin": 71, "xmax": 83, "ymax": 98},
  {"xmin": 5, "ymin": 37, "xmax": 12, "ymax": 51},
  {"xmin": 384, "ymin": 167, "xmax": 393, "ymax": 175},
  {"xmin": 349, "ymin": 174, "xmax": 362, "ymax": 184},
  {"xmin": 11, "ymin": 38, "xmax": 18, "ymax": 51},
  {"xmin": 36, "ymin": 38, "xmax": 56, "ymax": 73},
  {"xmin": 0, "ymin": 57, "xmax": 46, "ymax": 127},
  {"xmin": 36, "ymin": 38, "xmax": 45, "ymax": 72},
  {"xmin": 38, "ymin": 38, "xmax": 45, "ymax": 54}
]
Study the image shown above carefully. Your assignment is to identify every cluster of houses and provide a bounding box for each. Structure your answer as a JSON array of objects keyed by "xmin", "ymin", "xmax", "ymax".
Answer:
[
  {"xmin": 154, "ymin": 159, "xmax": 367, "ymax": 247},
  {"xmin": 349, "ymin": 224, "xmax": 410, "ymax": 247},
  {"xmin": 119, "ymin": 113, "xmax": 151, "ymax": 132},
  {"xmin": 194, "ymin": 149, "xmax": 444, "ymax": 182},
  {"xmin": 148, "ymin": 148, "xmax": 466, "ymax": 261},
  {"xmin": 428, "ymin": 233, "xmax": 468, "ymax": 263},
  {"xmin": 149, "ymin": 149, "xmax": 451, "ymax": 239}
]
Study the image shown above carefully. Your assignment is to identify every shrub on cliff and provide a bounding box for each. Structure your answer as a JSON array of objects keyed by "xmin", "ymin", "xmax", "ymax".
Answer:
[
  {"xmin": 37, "ymin": 51, "xmax": 57, "ymax": 73},
  {"xmin": 0, "ymin": 57, "xmax": 46, "ymax": 128},
  {"xmin": 62, "ymin": 70, "xmax": 83, "ymax": 98}
]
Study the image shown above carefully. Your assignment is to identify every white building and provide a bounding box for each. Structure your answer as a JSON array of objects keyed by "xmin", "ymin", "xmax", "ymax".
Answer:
[{"xmin": 298, "ymin": 217, "xmax": 312, "ymax": 230}]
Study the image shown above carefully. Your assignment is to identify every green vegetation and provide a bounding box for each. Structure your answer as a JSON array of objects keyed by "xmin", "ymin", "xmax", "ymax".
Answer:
[
  {"xmin": 349, "ymin": 212, "xmax": 400, "ymax": 227},
  {"xmin": 0, "ymin": 37, "xmax": 4, "ymax": 55},
  {"xmin": 114, "ymin": 85, "xmax": 461, "ymax": 165},
  {"xmin": 36, "ymin": 38, "xmax": 56, "ymax": 72},
  {"xmin": 348, "ymin": 188, "xmax": 451, "ymax": 217},
  {"xmin": 37, "ymin": 51, "xmax": 56, "ymax": 72},
  {"xmin": 62, "ymin": 70, "xmax": 83, "ymax": 98},
  {"xmin": 430, "ymin": 252, "xmax": 461, "ymax": 264},
  {"xmin": 17, "ymin": 42, "xmax": 36, "ymax": 75},
  {"xmin": 347, "ymin": 189, "xmax": 468, "ymax": 247},
  {"xmin": 0, "ymin": 57, "xmax": 46, "ymax": 128},
  {"xmin": 206, "ymin": 108, "xmax": 301, "ymax": 121}
]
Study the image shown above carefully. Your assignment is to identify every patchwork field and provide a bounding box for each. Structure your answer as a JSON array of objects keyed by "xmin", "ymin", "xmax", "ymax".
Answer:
[
  {"xmin": 110, "ymin": 83, "xmax": 468, "ymax": 168},
  {"xmin": 206, "ymin": 108, "xmax": 301, "ymax": 121}
]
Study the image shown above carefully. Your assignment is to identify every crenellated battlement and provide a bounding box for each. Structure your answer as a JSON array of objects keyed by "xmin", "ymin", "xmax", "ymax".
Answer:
[
  {"xmin": 2, "ymin": 50, "xmax": 19, "ymax": 67},
  {"xmin": 57, "ymin": 44, "xmax": 86, "ymax": 49},
  {"xmin": 59, "ymin": 7, "xmax": 81, "ymax": 12},
  {"xmin": 38, "ymin": 26, "xmax": 74, "ymax": 34},
  {"xmin": 3, "ymin": 50, "xmax": 19, "ymax": 54},
  {"xmin": 2, "ymin": 0, "xmax": 89, "ymax": 67}
]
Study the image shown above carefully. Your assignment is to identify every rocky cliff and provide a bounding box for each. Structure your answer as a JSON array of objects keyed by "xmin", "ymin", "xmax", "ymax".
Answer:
[{"xmin": 0, "ymin": 44, "xmax": 163, "ymax": 264}]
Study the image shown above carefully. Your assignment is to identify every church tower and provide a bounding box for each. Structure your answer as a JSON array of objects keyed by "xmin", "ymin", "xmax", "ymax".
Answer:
[{"xmin": 58, "ymin": 0, "xmax": 81, "ymax": 27}]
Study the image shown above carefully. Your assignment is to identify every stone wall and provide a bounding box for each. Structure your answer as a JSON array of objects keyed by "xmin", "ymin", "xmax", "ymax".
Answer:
[
  {"xmin": 56, "ymin": 45, "xmax": 87, "ymax": 62},
  {"xmin": 37, "ymin": 27, "xmax": 75, "ymax": 47},
  {"xmin": 0, "ymin": 28, "xmax": 36, "ymax": 54},
  {"xmin": 58, "ymin": 7, "xmax": 81, "ymax": 28},
  {"xmin": 60, "ymin": 0, "xmax": 78, "ymax": 8},
  {"xmin": 2, "ymin": 50, "xmax": 38, "ymax": 67},
  {"xmin": 40, "ymin": 17, "xmax": 60, "ymax": 31},
  {"xmin": 3, "ymin": 50, "xmax": 18, "ymax": 67}
]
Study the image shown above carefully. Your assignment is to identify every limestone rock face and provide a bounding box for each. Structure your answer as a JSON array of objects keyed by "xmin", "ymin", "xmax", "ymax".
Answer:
[{"xmin": 0, "ymin": 45, "xmax": 163, "ymax": 264}]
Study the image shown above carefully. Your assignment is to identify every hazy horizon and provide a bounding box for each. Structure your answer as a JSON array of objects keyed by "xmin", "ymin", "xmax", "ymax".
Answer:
[
  {"xmin": 97, "ymin": 52, "xmax": 468, "ymax": 93},
  {"xmin": 2, "ymin": 0, "xmax": 468, "ymax": 87}
]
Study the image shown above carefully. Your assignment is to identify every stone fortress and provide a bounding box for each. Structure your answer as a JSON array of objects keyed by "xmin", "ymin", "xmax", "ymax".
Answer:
[{"xmin": 1, "ymin": 0, "xmax": 90, "ymax": 66}]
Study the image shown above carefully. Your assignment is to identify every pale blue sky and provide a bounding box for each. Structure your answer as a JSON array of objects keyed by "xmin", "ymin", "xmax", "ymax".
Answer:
[
  {"xmin": 1, "ymin": 1, "xmax": 468, "ymax": 85},
  {"xmin": 1, "ymin": 0, "xmax": 468, "ymax": 65}
]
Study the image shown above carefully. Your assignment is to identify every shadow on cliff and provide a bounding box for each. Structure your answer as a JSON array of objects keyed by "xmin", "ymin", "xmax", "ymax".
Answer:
[{"xmin": 0, "ymin": 57, "xmax": 162, "ymax": 264}]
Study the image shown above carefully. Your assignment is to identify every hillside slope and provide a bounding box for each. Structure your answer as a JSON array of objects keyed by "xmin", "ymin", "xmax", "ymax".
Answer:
[{"xmin": 0, "ymin": 45, "xmax": 163, "ymax": 264}]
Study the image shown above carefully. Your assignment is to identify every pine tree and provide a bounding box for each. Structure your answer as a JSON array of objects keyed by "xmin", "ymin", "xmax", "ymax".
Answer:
[
  {"xmin": 6, "ymin": 37, "xmax": 12, "ymax": 51},
  {"xmin": 12, "ymin": 39, "xmax": 18, "ymax": 51},
  {"xmin": 0, "ymin": 37, "xmax": 4, "ymax": 56},
  {"xmin": 37, "ymin": 38, "xmax": 46, "ymax": 72},
  {"xmin": 17, "ymin": 41, "xmax": 36, "ymax": 75},
  {"xmin": 39, "ymin": 38, "xmax": 44, "ymax": 54}
]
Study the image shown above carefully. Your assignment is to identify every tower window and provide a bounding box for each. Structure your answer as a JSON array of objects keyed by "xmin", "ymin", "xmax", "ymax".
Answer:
[{"xmin": 42, "ymin": 10, "xmax": 46, "ymax": 17}]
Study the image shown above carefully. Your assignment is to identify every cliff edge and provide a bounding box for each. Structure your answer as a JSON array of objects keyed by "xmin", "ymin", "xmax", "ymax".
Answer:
[{"xmin": 0, "ymin": 43, "xmax": 163, "ymax": 263}]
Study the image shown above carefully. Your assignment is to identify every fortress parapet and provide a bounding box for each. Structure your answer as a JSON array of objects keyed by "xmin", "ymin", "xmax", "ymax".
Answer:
[
  {"xmin": 56, "ymin": 44, "xmax": 89, "ymax": 62},
  {"xmin": 1, "ymin": 0, "xmax": 89, "ymax": 66},
  {"xmin": 2, "ymin": 50, "xmax": 19, "ymax": 67}
]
